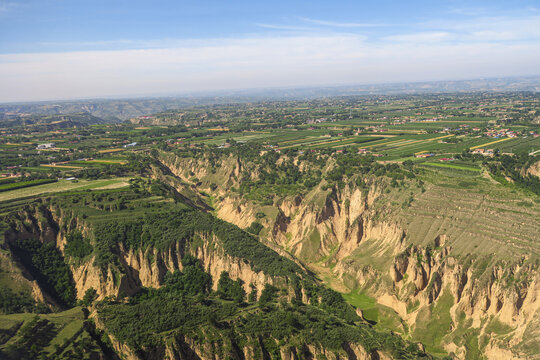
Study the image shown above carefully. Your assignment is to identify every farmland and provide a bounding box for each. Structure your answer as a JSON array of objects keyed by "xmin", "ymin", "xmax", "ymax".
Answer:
[
  {"xmin": 0, "ymin": 178, "xmax": 130, "ymax": 202},
  {"xmin": 0, "ymin": 92, "xmax": 539, "ymax": 360},
  {"xmin": 0, "ymin": 92, "xmax": 538, "ymax": 201}
]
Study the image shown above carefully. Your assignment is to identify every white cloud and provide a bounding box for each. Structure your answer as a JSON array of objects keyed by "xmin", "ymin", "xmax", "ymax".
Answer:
[
  {"xmin": 256, "ymin": 23, "xmax": 316, "ymax": 31},
  {"xmin": 383, "ymin": 32, "xmax": 454, "ymax": 43},
  {"xmin": 299, "ymin": 17, "xmax": 391, "ymax": 28},
  {"xmin": 447, "ymin": 7, "xmax": 488, "ymax": 16},
  {"xmin": 1, "ymin": 33, "xmax": 539, "ymax": 102},
  {"xmin": 421, "ymin": 14, "xmax": 540, "ymax": 42}
]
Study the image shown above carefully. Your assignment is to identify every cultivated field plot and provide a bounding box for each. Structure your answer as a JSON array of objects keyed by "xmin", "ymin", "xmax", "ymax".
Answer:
[
  {"xmin": 400, "ymin": 168, "xmax": 540, "ymax": 258},
  {"xmin": 419, "ymin": 161, "xmax": 481, "ymax": 172},
  {"xmin": 386, "ymin": 119, "xmax": 491, "ymax": 131},
  {"xmin": 195, "ymin": 127, "xmax": 540, "ymax": 160},
  {"xmin": 0, "ymin": 177, "xmax": 131, "ymax": 202},
  {"xmin": 98, "ymin": 148, "xmax": 125, "ymax": 154},
  {"xmin": 64, "ymin": 159, "xmax": 128, "ymax": 168},
  {"xmin": 493, "ymin": 136, "xmax": 540, "ymax": 153},
  {"xmin": 41, "ymin": 164, "xmax": 83, "ymax": 169},
  {"xmin": 0, "ymin": 307, "xmax": 88, "ymax": 358}
]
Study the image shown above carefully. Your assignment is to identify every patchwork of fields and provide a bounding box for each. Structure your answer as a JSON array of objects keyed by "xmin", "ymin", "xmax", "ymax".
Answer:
[{"xmin": 165, "ymin": 114, "xmax": 539, "ymax": 160}]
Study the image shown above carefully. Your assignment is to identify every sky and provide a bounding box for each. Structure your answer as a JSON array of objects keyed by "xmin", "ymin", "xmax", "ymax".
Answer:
[{"xmin": 1, "ymin": 0, "xmax": 540, "ymax": 102}]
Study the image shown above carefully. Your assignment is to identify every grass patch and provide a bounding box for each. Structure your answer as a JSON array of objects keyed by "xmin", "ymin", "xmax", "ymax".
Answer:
[
  {"xmin": 484, "ymin": 318, "xmax": 514, "ymax": 336},
  {"xmin": 420, "ymin": 162, "xmax": 481, "ymax": 172},
  {"xmin": 412, "ymin": 289, "xmax": 454, "ymax": 355},
  {"xmin": 0, "ymin": 178, "xmax": 130, "ymax": 202}
]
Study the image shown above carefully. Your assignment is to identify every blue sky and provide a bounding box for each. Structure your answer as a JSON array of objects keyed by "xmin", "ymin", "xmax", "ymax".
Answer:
[{"xmin": 1, "ymin": 0, "xmax": 540, "ymax": 101}]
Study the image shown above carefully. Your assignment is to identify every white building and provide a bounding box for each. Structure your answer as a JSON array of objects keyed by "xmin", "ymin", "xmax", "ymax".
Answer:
[{"xmin": 36, "ymin": 143, "xmax": 55, "ymax": 150}]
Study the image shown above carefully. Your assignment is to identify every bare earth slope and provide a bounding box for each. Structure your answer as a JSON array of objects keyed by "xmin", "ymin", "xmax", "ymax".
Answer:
[{"xmin": 158, "ymin": 151, "xmax": 540, "ymax": 359}]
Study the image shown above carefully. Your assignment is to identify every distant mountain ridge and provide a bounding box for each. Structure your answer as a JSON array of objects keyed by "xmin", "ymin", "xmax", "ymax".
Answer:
[
  {"xmin": 1, "ymin": 75, "xmax": 539, "ymax": 121},
  {"xmin": 0, "ymin": 112, "xmax": 108, "ymax": 129}
]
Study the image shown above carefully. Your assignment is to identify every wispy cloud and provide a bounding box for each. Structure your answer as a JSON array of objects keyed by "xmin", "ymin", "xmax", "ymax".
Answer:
[
  {"xmin": 1, "ymin": 33, "xmax": 539, "ymax": 102},
  {"xmin": 0, "ymin": 1, "xmax": 24, "ymax": 15},
  {"xmin": 299, "ymin": 17, "xmax": 391, "ymax": 28},
  {"xmin": 256, "ymin": 23, "xmax": 316, "ymax": 31},
  {"xmin": 39, "ymin": 39, "xmax": 140, "ymax": 47},
  {"xmin": 447, "ymin": 7, "xmax": 488, "ymax": 16},
  {"xmin": 420, "ymin": 14, "xmax": 540, "ymax": 42},
  {"xmin": 384, "ymin": 32, "xmax": 454, "ymax": 43},
  {"xmin": 2, "ymin": 8, "xmax": 540, "ymax": 101}
]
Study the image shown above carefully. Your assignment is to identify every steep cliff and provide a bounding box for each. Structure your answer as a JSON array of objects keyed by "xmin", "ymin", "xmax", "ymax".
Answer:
[
  {"xmin": 1, "ymin": 184, "xmax": 437, "ymax": 360},
  {"xmin": 157, "ymin": 151, "xmax": 540, "ymax": 359}
]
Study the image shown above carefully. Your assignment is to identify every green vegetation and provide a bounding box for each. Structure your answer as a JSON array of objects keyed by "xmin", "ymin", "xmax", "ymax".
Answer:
[
  {"xmin": 217, "ymin": 271, "xmax": 245, "ymax": 303},
  {"xmin": 0, "ymin": 307, "xmax": 114, "ymax": 360},
  {"xmin": 485, "ymin": 153, "xmax": 540, "ymax": 195},
  {"xmin": 0, "ymin": 179, "xmax": 56, "ymax": 192},
  {"xmin": 0, "ymin": 288, "xmax": 48, "ymax": 315},
  {"xmin": 97, "ymin": 260, "xmax": 430, "ymax": 359},
  {"xmin": 9, "ymin": 237, "xmax": 76, "ymax": 307},
  {"xmin": 63, "ymin": 232, "xmax": 93, "ymax": 259},
  {"xmin": 1, "ymin": 92, "xmax": 539, "ymax": 360},
  {"xmin": 412, "ymin": 290, "xmax": 454, "ymax": 355}
]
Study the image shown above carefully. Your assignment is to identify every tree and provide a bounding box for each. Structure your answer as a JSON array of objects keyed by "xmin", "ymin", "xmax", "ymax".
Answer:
[
  {"xmin": 82, "ymin": 288, "xmax": 98, "ymax": 307},
  {"xmin": 259, "ymin": 284, "xmax": 278, "ymax": 306},
  {"xmin": 248, "ymin": 284, "xmax": 257, "ymax": 302},
  {"xmin": 217, "ymin": 271, "xmax": 245, "ymax": 303},
  {"xmin": 402, "ymin": 160, "xmax": 414, "ymax": 171}
]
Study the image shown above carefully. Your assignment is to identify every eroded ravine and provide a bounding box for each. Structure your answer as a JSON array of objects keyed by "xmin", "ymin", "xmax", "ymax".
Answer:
[{"xmin": 158, "ymin": 152, "xmax": 540, "ymax": 359}]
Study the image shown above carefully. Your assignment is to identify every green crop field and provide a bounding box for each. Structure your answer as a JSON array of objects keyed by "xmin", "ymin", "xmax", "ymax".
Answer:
[
  {"xmin": 0, "ymin": 178, "xmax": 131, "ymax": 202},
  {"xmin": 419, "ymin": 162, "xmax": 482, "ymax": 172},
  {"xmin": 0, "ymin": 178, "xmax": 56, "ymax": 192}
]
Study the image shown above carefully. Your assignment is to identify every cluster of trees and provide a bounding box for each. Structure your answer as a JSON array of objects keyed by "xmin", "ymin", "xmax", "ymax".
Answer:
[
  {"xmin": 9, "ymin": 236, "xmax": 76, "ymax": 307},
  {"xmin": 327, "ymin": 154, "xmax": 415, "ymax": 185},
  {"xmin": 77, "ymin": 154, "xmax": 155, "ymax": 180},
  {"xmin": 64, "ymin": 231, "xmax": 93, "ymax": 259},
  {"xmin": 129, "ymin": 255, "xmax": 212, "ymax": 304},
  {"xmin": 96, "ymin": 256, "xmax": 429, "ymax": 359},
  {"xmin": 458, "ymin": 151, "xmax": 540, "ymax": 195},
  {"xmin": 0, "ymin": 288, "xmax": 48, "ymax": 314},
  {"xmin": 246, "ymin": 221, "xmax": 263, "ymax": 235},
  {"xmin": 217, "ymin": 271, "xmax": 245, "ymax": 303},
  {"xmin": 486, "ymin": 154, "xmax": 540, "ymax": 195},
  {"xmin": 0, "ymin": 316, "xmax": 57, "ymax": 359},
  {"xmin": 0, "ymin": 179, "xmax": 56, "ymax": 193}
]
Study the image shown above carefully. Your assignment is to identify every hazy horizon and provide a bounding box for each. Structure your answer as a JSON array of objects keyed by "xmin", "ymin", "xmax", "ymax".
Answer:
[
  {"xmin": 1, "ymin": 74, "xmax": 540, "ymax": 106},
  {"xmin": 1, "ymin": 0, "xmax": 540, "ymax": 102}
]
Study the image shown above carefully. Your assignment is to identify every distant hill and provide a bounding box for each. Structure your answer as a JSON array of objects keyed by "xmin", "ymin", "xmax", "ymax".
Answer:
[
  {"xmin": 0, "ymin": 112, "xmax": 107, "ymax": 129},
  {"xmin": 0, "ymin": 98, "xmax": 223, "ymax": 122},
  {"xmin": 1, "ymin": 75, "xmax": 539, "ymax": 121}
]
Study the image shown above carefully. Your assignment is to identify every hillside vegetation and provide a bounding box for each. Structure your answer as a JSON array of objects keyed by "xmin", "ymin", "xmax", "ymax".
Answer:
[
  {"xmin": 1, "ymin": 93, "xmax": 539, "ymax": 359},
  {"xmin": 0, "ymin": 180, "xmax": 433, "ymax": 359},
  {"xmin": 156, "ymin": 145, "xmax": 540, "ymax": 359}
]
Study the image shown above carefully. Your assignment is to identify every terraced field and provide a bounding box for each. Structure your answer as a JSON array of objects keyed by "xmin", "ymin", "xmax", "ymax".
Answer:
[
  {"xmin": 400, "ymin": 169, "xmax": 540, "ymax": 257},
  {"xmin": 0, "ymin": 307, "xmax": 108, "ymax": 359}
]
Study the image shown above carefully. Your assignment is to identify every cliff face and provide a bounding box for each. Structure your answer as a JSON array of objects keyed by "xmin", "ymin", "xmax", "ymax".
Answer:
[
  {"xmin": 3, "ymin": 205, "xmax": 285, "ymax": 303},
  {"xmin": 157, "ymin": 153, "xmax": 540, "ymax": 359},
  {"xmin": 277, "ymin": 190, "xmax": 538, "ymax": 358},
  {"xmin": 159, "ymin": 338, "xmax": 392, "ymax": 360},
  {"xmin": 116, "ymin": 236, "xmax": 280, "ymax": 298},
  {"xmin": 271, "ymin": 188, "xmax": 539, "ymax": 358},
  {"xmin": 1, "ymin": 205, "xmax": 414, "ymax": 360},
  {"xmin": 102, "ymin": 329, "xmax": 391, "ymax": 360},
  {"xmin": 527, "ymin": 160, "xmax": 540, "ymax": 178}
]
